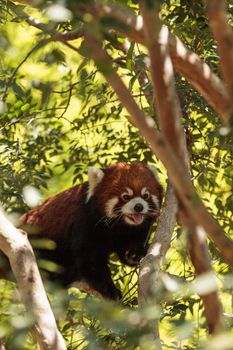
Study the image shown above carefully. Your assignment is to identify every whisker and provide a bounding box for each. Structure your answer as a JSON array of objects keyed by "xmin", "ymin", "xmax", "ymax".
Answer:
[
  {"xmin": 95, "ymin": 215, "xmax": 110, "ymax": 226},
  {"xmin": 95, "ymin": 210, "xmax": 123, "ymax": 228},
  {"xmin": 108, "ymin": 212, "xmax": 123, "ymax": 229},
  {"xmin": 95, "ymin": 215, "xmax": 112, "ymax": 226}
]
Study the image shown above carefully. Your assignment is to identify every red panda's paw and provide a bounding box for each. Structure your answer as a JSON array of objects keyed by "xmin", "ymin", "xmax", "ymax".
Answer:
[
  {"xmin": 116, "ymin": 245, "xmax": 148, "ymax": 267},
  {"xmin": 124, "ymin": 248, "xmax": 147, "ymax": 266}
]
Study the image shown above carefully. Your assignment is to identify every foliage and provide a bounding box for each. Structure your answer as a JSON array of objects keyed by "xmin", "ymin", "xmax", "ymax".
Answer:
[{"xmin": 0, "ymin": 0, "xmax": 232, "ymax": 349}]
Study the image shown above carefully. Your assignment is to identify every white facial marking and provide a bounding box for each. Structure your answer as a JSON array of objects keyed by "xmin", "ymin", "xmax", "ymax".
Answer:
[
  {"xmin": 125, "ymin": 187, "xmax": 133, "ymax": 196},
  {"xmin": 141, "ymin": 187, "xmax": 148, "ymax": 195},
  {"xmin": 105, "ymin": 197, "xmax": 119, "ymax": 218},
  {"xmin": 121, "ymin": 187, "xmax": 133, "ymax": 201},
  {"xmin": 86, "ymin": 167, "xmax": 104, "ymax": 202},
  {"xmin": 141, "ymin": 187, "xmax": 150, "ymax": 199},
  {"xmin": 152, "ymin": 195, "xmax": 160, "ymax": 210}
]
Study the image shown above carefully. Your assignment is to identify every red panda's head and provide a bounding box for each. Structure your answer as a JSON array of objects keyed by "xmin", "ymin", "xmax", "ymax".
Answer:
[{"xmin": 87, "ymin": 162, "xmax": 163, "ymax": 226}]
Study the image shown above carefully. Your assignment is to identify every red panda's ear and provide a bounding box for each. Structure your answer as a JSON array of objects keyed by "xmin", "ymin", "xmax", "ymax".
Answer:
[
  {"xmin": 148, "ymin": 165, "xmax": 160, "ymax": 182},
  {"xmin": 86, "ymin": 167, "xmax": 104, "ymax": 201},
  {"xmin": 148, "ymin": 165, "xmax": 163, "ymax": 207}
]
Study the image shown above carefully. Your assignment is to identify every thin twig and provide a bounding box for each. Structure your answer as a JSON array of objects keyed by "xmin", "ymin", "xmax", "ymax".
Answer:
[{"xmin": 1, "ymin": 39, "xmax": 51, "ymax": 102}]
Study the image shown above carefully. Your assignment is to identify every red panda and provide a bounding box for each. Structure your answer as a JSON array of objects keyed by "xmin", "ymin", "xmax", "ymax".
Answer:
[{"xmin": 20, "ymin": 162, "xmax": 163, "ymax": 300}]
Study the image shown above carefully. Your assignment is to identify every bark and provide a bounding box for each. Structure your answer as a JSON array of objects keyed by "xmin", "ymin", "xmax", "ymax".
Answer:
[
  {"xmin": 0, "ymin": 210, "xmax": 67, "ymax": 350},
  {"xmin": 92, "ymin": 2, "xmax": 144, "ymax": 44},
  {"xmin": 168, "ymin": 34, "xmax": 231, "ymax": 121},
  {"xmin": 138, "ymin": 10, "xmax": 186, "ymax": 342},
  {"xmin": 205, "ymin": 0, "xmax": 233, "ymax": 101},
  {"xmin": 0, "ymin": 339, "xmax": 6, "ymax": 350},
  {"xmin": 137, "ymin": 184, "xmax": 177, "ymax": 350},
  {"xmin": 138, "ymin": 184, "xmax": 177, "ymax": 304},
  {"xmin": 188, "ymin": 227, "xmax": 222, "ymax": 334},
  {"xmin": 26, "ymin": 16, "xmax": 84, "ymax": 42},
  {"xmin": 139, "ymin": 7, "xmax": 187, "ymax": 161}
]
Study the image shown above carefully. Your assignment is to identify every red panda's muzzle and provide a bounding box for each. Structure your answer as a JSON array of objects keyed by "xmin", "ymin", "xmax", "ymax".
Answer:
[
  {"xmin": 104, "ymin": 195, "xmax": 159, "ymax": 226},
  {"xmin": 121, "ymin": 197, "xmax": 150, "ymax": 226}
]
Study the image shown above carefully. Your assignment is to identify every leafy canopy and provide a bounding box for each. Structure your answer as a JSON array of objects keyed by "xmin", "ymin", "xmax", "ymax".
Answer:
[{"xmin": 0, "ymin": 0, "xmax": 232, "ymax": 349}]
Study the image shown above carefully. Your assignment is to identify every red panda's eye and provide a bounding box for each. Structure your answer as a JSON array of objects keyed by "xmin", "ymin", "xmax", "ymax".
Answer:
[
  {"xmin": 142, "ymin": 193, "xmax": 149, "ymax": 200},
  {"xmin": 122, "ymin": 194, "xmax": 131, "ymax": 201}
]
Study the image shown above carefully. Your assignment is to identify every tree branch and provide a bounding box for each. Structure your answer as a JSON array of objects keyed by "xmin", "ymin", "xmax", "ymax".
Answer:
[
  {"xmin": 138, "ymin": 184, "xmax": 177, "ymax": 349},
  {"xmin": 138, "ymin": 183, "xmax": 177, "ymax": 304},
  {"xmin": 91, "ymin": 2, "xmax": 144, "ymax": 44},
  {"xmin": 140, "ymin": 3, "xmax": 222, "ymax": 333},
  {"xmin": 188, "ymin": 226, "xmax": 222, "ymax": 333},
  {"xmin": 1, "ymin": 39, "xmax": 51, "ymax": 102},
  {"xmin": 0, "ymin": 210, "xmax": 66, "ymax": 350},
  {"xmin": 0, "ymin": 338, "xmax": 6, "ymax": 350},
  {"xmin": 168, "ymin": 33, "xmax": 231, "ymax": 121},
  {"xmin": 26, "ymin": 16, "xmax": 84, "ymax": 42},
  {"xmin": 205, "ymin": 0, "xmax": 233, "ymax": 102},
  {"xmin": 139, "ymin": 5, "xmax": 186, "ymax": 161}
]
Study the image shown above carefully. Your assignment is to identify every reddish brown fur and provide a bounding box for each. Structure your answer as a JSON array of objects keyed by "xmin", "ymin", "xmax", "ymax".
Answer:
[{"xmin": 20, "ymin": 183, "xmax": 88, "ymax": 240}]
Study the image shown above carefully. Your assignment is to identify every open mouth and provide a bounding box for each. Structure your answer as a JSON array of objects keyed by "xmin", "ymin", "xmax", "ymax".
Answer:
[{"xmin": 125, "ymin": 213, "xmax": 144, "ymax": 225}]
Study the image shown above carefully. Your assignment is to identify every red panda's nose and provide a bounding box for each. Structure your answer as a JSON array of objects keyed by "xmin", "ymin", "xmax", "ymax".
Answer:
[{"xmin": 134, "ymin": 203, "xmax": 144, "ymax": 212}]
